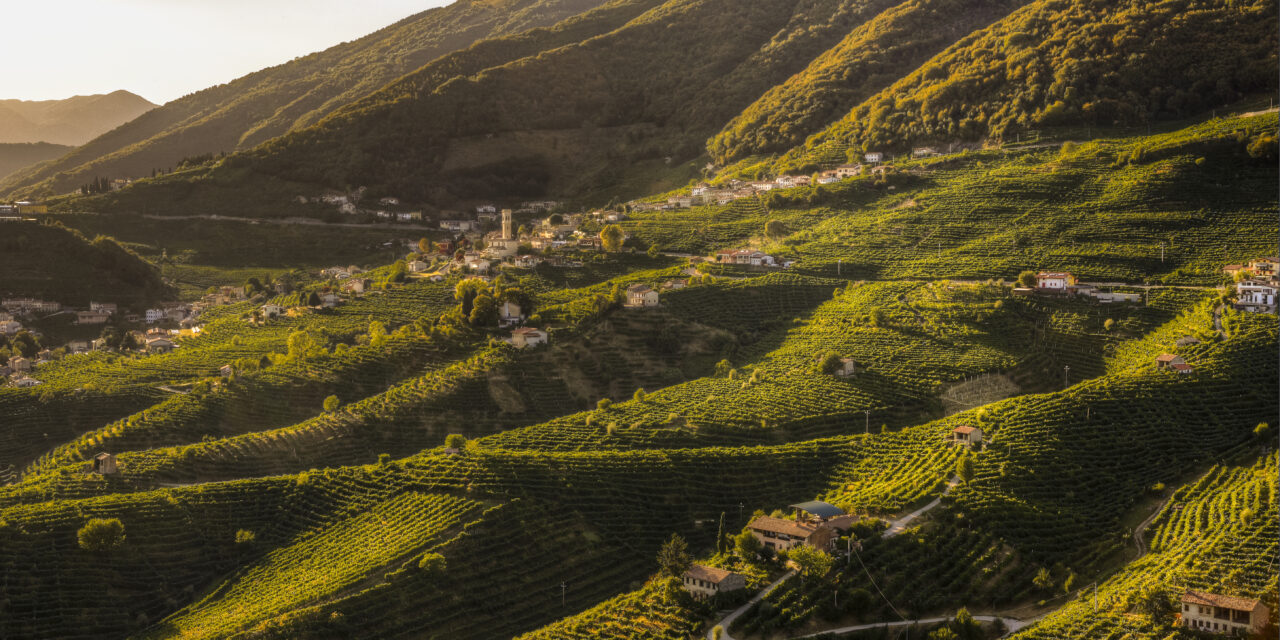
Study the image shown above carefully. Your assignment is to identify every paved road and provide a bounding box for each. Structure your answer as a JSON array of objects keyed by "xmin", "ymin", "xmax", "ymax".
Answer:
[
  {"xmin": 706, "ymin": 570, "xmax": 797, "ymax": 640},
  {"xmin": 141, "ymin": 213, "xmax": 439, "ymax": 232},
  {"xmin": 794, "ymin": 615, "xmax": 1031, "ymax": 638},
  {"xmin": 1132, "ymin": 494, "xmax": 1172, "ymax": 556},
  {"xmin": 883, "ymin": 475, "xmax": 960, "ymax": 538}
]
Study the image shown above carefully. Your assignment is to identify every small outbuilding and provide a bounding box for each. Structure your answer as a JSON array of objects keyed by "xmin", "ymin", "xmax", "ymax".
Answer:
[
  {"xmin": 949, "ymin": 425, "xmax": 985, "ymax": 447},
  {"xmin": 1155, "ymin": 353, "xmax": 1186, "ymax": 370},
  {"xmin": 91, "ymin": 452, "xmax": 119, "ymax": 475}
]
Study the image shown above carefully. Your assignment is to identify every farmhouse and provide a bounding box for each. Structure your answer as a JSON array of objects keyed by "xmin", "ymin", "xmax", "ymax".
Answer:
[
  {"xmin": 834, "ymin": 164, "xmax": 861, "ymax": 179},
  {"xmin": 1155, "ymin": 354, "xmax": 1186, "ymax": 370},
  {"xmin": 1235, "ymin": 279, "xmax": 1277, "ymax": 313},
  {"xmin": 67, "ymin": 340, "xmax": 90, "ymax": 353},
  {"xmin": 90, "ymin": 452, "xmax": 119, "ymax": 475},
  {"xmin": 833, "ymin": 357, "xmax": 857, "ymax": 377},
  {"xmin": 716, "ymin": 249, "xmax": 776, "ymax": 266},
  {"xmin": 320, "ymin": 293, "xmax": 342, "ymax": 308},
  {"xmin": 90, "ymin": 302, "xmax": 118, "ymax": 315},
  {"xmin": 8, "ymin": 356, "xmax": 30, "ymax": 372},
  {"xmin": 408, "ymin": 260, "xmax": 430, "ymax": 273},
  {"xmin": 949, "ymin": 425, "xmax": 984, "ymax": 447},
  {"xmin": 0, "ymin": 319, "xmax": 22, "ymax": 334},
  {"xmin": 681, "ymin": 565, "xmax": 746, "ymax": 599},
  {"xmin": 1035, "ymin": 271, "xmax": 1076, "ymax": 292},
  {"xmin": 260, "ymin": 304, "xmax": 285, "ymax": 318},
  {"xmin": 509, "ymin": 327, "xmax": 548, "ymax": 349},
  {"xmin": 513, "ymin": 255, "xmax": 543, "ymax": 269},
  {"xmin": 1180, "ymin": 591, "xmax": 1270, "ymax": 634},
  {"xmin": 747, "ymin": 516, "xmax": 837, "ymax": 552},
  {"xmin": 626, "ymin": 284, "xmax": 660, "ymax": 308},
  {"xmin": 1171, "ymin": 362, "xmax": 1195, "ymax": 375},
  {"xmin": 864, "ymin": 152, "xmax": 883, "ymax": 163}
]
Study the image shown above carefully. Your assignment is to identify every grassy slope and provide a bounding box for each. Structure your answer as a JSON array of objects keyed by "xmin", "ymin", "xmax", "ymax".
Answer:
[{"xmin": 0, "ymin": 142, "xmax": 73, "ymax": 180}]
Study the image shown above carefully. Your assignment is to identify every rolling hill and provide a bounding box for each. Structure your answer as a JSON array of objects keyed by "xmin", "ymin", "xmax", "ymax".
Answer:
[
  {"xmin": 0, "ymin": 0, "xmax": 624, "ymax": 199},
  {"xmin": 0, "ymin": 91, "xmax": 155, "ymax": 146},
  {"xmin": 42, "ymin": 0, "xmax": 1278, "ymax": 215},
  {"xmin": 0, "ymin": 142, "xmax": 72, "ymax": 180},
  {"xmin": 0, "ymin": 221, "xmax": 172, "ymax": 307}
]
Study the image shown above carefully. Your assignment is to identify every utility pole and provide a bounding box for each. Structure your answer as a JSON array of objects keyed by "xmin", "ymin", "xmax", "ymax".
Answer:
[
  {"xmin": 864, "ymin": 409, "xmax": 871, "ymax": 434},
  {"xmin": 1160, "ymin": 241, "xmax": 1165, "ymax": 263},
  {"xmin": 738, "ymin": 502, "xmax": 745, "ymax": 522},
  {"xmin": 837, "ymin": 259, "xmax": 842, "ymax": 276},
  {"xmin": 560, "ymin": 581, "xmax": 567, "ymax": 607},
  {"xmin": 1063, "ymin": 365, "xmax": 1070, "ymax": 388}
]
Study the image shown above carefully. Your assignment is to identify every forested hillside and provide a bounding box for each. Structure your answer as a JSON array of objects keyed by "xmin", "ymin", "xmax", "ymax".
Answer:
[
  {"xmin": 0, "ymin": 222, "xmax": 172, "ymax": 306},
  {"xmin": 0, "ymin": 0, "xmax": 620, "ymax": 199},
  {"xmin": 707, "ymin": 0, "xmax": 1031, "ymax": 163},
  {"xmin": 0, "ymin": 142, "xmax": 72, "ymax": 180},
  {"xmin": 780, "ymin": 0, "xmax": 1278, "ymax": 167}
]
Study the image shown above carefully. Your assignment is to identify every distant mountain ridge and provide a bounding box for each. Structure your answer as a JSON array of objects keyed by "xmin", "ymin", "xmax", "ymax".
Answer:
[{"xmin": 0, "ymin": 91, "xmax": 155, "ymax": 146}]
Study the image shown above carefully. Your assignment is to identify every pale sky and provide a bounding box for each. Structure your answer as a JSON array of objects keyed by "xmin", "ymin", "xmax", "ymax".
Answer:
[{"xmin": 1, "ymin": 0, "xmax": 449, "ymax": 104}]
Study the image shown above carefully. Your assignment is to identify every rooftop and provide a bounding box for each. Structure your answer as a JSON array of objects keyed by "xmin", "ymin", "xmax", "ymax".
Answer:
[
  {"xmin": 684, "ymin": 564, "xmax": 738, "ymax": 584},
  {"xmin": 789, "ymin": 501, "xmax": 846, "ymax": 519},
  {"xmin": 749, "ymin": 515, "xmax": 819, "ymax": 538},
  {"xmin": 1182, "ymin": 591, "xmax": 1263, "ymax": 611}
]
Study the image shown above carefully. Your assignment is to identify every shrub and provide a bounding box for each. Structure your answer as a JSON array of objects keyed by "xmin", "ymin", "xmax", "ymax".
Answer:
[
  {"xmin": 444, "ymin": 434, "xmax": 467, "ymax": 450},
  {"xmin": 235, "ymin": 529, "xmax": 256, "ymax": 545},
  {"xmin": 323, "ymin": 395, "xmax": 340, "ymax": 412},
  {"xmin": 418, "ymin": 552, "xmax": 446, "ymax": 574},
  {"xmin": 77, "ymin": 518, "xmax": 125, "ymax": 552}
]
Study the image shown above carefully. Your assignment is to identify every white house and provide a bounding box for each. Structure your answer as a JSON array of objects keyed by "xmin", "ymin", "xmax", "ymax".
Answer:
[
  {"xmin": 260, "ymin": 304, "xmax": 286, "ymax": 318},
  {"xmin": 864, "ymin": 152, "xmax": 883, "ymax": 163},
  {"xmin": 89, "ymin": 302, "xmax": 118, "ymax": 315},
  {"xmin": 145, "ymin": 308, "xmax": 166, "ymax": 324},
  {"xmin": 407, "ymin": 260, "xmax": 430, "ymax": 273},
  {"xmin": 379, "ymin": 197, "xmax": 400, "ymax": 206},
  {"xmin": 1035, "ymin": 272, "xmax": 1076, "ymax": 292},
  {"xmin": 681, "ymin": 565, "xmax": 746, "ymax": 599},
  {"xmin": 1235, "ymin": 279, "xmax": 1277, "ymax": 313},
  {"xmin": 466, "ymin": 258, "xmax": 492, "ymax": 274},
  {"xmin": 8, "ymin": 355, "xmax": 30, "ymax": 372},
  {"xmin": 509, "ymin": 327, "xmax": 548, "ymax": 349},
  {"xmin": 626, "ymin": 284, "xmax": 660, "ymax": 308},
  {"xmin": 0, "ymin": 319, "xmax": 22, "ymax": 334},
  {"xmin": 320, "ymin": 293, "xmax": 342, "ymax": 308},
  {"xmin": 1181, "ymin": 591, "xmax": 1270, "ymax": 635},
  {"xmin": 476, "ymin": 204, "xmax": 497, "ymax": 214}
]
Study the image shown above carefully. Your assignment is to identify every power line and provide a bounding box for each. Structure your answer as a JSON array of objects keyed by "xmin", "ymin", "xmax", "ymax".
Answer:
[{"xmin": 852, "ymin": 545, "xmax": 908, "ymax": 623}]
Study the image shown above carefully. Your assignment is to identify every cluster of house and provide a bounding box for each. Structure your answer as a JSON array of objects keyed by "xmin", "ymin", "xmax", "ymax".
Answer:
[
  {"xmin": 1224, "ymin": 257, "xmax": 1278, "ymax": 314},
  {"xmin": 1012, "ymin": 272, "xmax": 1143, "ymax": 303},
  {"xmin": 300, "ymin": 190, "xmax": 425, "ymax": 222},
  {"xmin": 712, "ymin": 249, "xmax": 785, "ymax": 268},
  {"xmin": 630, "ymin": 150, "xmax": 946, "ymax": 212},
  {"xmin": 3, "ymin": 354, "xmax": 42, "ymax": 387},
  {"xmin": 0, "ymin": 201, "xmax": 48, "ymax": 215}
]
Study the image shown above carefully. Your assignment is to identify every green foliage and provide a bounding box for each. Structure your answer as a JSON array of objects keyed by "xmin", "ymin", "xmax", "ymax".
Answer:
[
  {"xmin": 789, "ymin": 545, "xmax": 834, "ymax": 579},
  {"xmin": 1017, "ymin": 271, "xmax": 1037, "ymax": 288},
  {"xmin": 77, "ymin": 517, "xmax": 125, "ymax": 552},
  {"xmin": 418, "ymin": 552, "xmax": 446, "ymax": 574},
  {"xmin": 656, "ymin": 533, "xmax": 692, "ymax": 577},
  {"xmin": 323, "ymin": 395, "xmax": 340, "ymax": 412},
  {"xmin": 444, "ymin": 434, "xmax": 467, "ymax": 450},
  {"xmin": 600, "ymin": 225, "xmax": 625, "ymax": 253}
]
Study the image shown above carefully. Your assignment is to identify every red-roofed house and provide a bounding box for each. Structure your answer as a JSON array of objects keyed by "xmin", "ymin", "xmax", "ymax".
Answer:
[
  {"xmin": 1036, "ymin": 272, "xmax": 1076, "ymax": 292},
  {"xmin": 509, "ymin": 327, "xmax": 547, "ymax": 349},
  {"xmin": 949, "ymin": 425, "xmax": 984, "ymax": 446}
]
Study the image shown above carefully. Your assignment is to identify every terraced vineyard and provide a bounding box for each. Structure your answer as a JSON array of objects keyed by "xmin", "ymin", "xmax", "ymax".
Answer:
[{"xmin": 1014, "ymin": 453, "xmax": 1278, "ymax": 639}]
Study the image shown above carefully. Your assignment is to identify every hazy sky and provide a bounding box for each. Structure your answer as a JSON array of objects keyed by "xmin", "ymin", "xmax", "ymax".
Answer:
[{"xmin": 2, "ymin": 0, "xmax": 449, "ymax": 104}]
